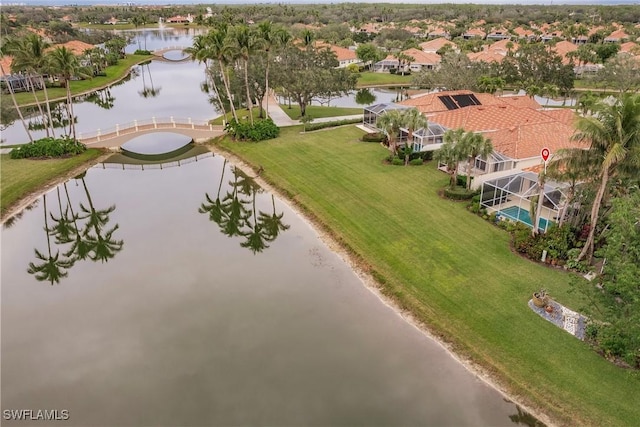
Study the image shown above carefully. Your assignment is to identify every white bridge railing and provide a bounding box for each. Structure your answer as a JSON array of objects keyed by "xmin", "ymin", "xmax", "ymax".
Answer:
[
  {"xmin": 152, "ymin": 46, "xmax": 188, "ymax": 53},
  {"xmin": 78, "ymin": 117, "xmax": 224, "ymax": 143}
]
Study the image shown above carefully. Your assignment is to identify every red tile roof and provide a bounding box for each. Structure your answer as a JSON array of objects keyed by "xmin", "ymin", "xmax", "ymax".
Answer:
[
  {"xmin": 398, "ymin": 90, "xmax": 503, "ymax": 114},
  {"xmin": 419, "ymin": 37, "xmax": 457, "ymax": 52},
  {"xmin": 49, "ymin": 40, "xmax": 95, "ymax": 55},
  {"xmin": 499, "ymin": 95, "xmax": 541, "ymax": 109},
  {"xmin": 401, "ymin": 48, "xmax": 441, "ymax": 65},
  {"xmin": 0, "ymin": 56, "xmax": 13, "ymax": 76},
  {"xmin": 467, "ymin": 50, "xmax": 505, "ymax": 63}
]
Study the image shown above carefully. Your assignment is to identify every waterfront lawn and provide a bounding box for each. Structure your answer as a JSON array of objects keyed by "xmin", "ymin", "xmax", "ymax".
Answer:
[
  {"xmin": 209, "ymin": 108, "xmax": 264, "ymax": 125},
  {"xmin": 216, "ymin": 125, "xmax": 640, "ymax": 427},
  {"xmin": 13, "ymin": 55, "xmax": 150, "ymax": 106},
  {"xmin": 356, "ymin": 71, "xmax": 413, "ymax": 87},
  {"xmin": 279, "ymin": 104, "xmax": 363, "ymax": 120},
  {"xmin": 0, "ymin": 150, "xmax": 103, "ymax": 217}
]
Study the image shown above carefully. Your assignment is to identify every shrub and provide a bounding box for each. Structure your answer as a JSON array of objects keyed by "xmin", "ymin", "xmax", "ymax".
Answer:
[
  {"xmin": 134, "ymin": 49, "xmax": 152, "ymax": 55},
  {"xmin": 409, "ymin": 158, "xmax": 424, "ymax": 166},
  {"xmin": 391, "ymin": 156, "xmax": 404, "ymax": 166},
  {"xmin": 456, "ymin": 174, "xmax": 468, "ymax": 187},
  {"xmin": 305, "ymin": 118, "xmax": 361, "ymax": 132},
  {"xmin": 361, "ymin": 132, "xmax": 386, "ymax": 143},
  {"xmin": 10, "ymin": 137, "xmax": 86, "ymax": 159},
  {"xmin": 444, "ymin": 187, "xmax": 479, "ymax": 200},
  {"xmin": 389, "ymin": 68, "xmax": 397, "ymax": 74},
  {"xmin": 225, "ymin": 118, "xmax": 280, "ymax": 142}
]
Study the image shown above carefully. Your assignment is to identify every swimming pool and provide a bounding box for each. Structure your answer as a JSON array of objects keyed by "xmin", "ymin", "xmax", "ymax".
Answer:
[{"xmin": 499, "ymin": 206, "xmax": 552, "ymax": 231}]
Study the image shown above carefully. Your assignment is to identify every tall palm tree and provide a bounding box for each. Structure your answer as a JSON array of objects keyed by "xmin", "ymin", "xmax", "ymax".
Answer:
[
  {"xmin": 569, "ymin": 94, "xmax": 640, "ymax": 261},
  {"xmin": 434, "ymin": 129, "xmax": 465, "ymax": 189},
  {"xmin": 400, "ymin": 108, "xmax": 428, "ymax": 166},
  {"xmin": 257, "ymin": 21, "xmax": 275, "ymax": 118},
  {"xmin": 184, "ymin": 34, "xmax": 225, "ymax": 117},
  {"xmin": 0, "ymin": 51, "xmax": 34, "ymax": 142},
  {"xmin": 377, "ymin": 109, "xmax": 404, "ymax": 156},
  {"xmin": 231, "ymin": 24, "xmax": 257, "ymax": 125},
  {"xmin": 27, "ymin": 194, "xmax": 75, "ymax": 285},
  {"xmin": 5, "ymin": 34, "xmax": 56, "ymax": 137},
  {"xmin": 458, "ymin": 131, "xmax": 493, "ymax": 190},
  {"xmin": 130, "ymin": 16, "xmax": 143, "ymax": 50},
  {"xmin": 48, "ymin": 46, "xmax": 92, "ymax": 139},
  {"xmin": 210, "ymin": 27, "xmax": 238, "ymax": 122}
]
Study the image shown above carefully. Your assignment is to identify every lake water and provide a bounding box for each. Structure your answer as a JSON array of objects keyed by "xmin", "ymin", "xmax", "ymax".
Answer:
[{"xmin": 1, "ymin": 154, "xmax": 535, "ymax": 426}]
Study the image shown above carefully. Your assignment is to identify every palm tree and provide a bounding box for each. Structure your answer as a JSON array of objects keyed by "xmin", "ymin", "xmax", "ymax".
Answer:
[
  {"xmin": 209, "ymin": 27, "xmax": 238, "ymax": 122},
  {"xmin": 568, "ymin": 94, "xmax": 640, "ymax": 261},
  {"xmin": 231, "ymin": 24, "xmax": 257, "ymax": 125},
  {"xmin": 48, "ymin": 186, "xmax": 76, "ymax": 245},
  {"xmin": 27, "ymin": 194, "xmax": 75, "ymax": 285},
  {"xmin": 220, "ymin": 168, "xmax": 251, "ymax": 238},
  {"xmin": 377, "ymin": 109, "xmax": 404, "ymax": 156},
  {"xmin": 458, "ymin": 131, "xmax": 493, "ymax": 190},
  {"xmin": 184, "ymin": 34, "xmax": 225, "ymax": 117},
  {"xmin": 199, "ymin": 159, "xmax": 228, "ymax": 226},
  {"xmin": 434, "ymin": 129, "xmax": 465, "ymax": 189},
  {"xmin": 0, "ymin": 51, "xmax": 34, "ymax": 142},
  {"xmin": 400, "ymin": 108, "xmax": 428, "ymax": 166},
  {"xmin": 48, "ymin": 46, "xmax": 92, "ymax": 139},
  {"xmin": 130, "ymin": 16, "xmax": 143, "ymax": 50},
  {"xmin": 257, "ymin": 21, "xmax": 275, "ymax": 118},
  {"xmin": 302, "ymin": 29, "xmax": 315, "ymax": 49},
  {"xmin": 241, "ymin": 187, "xmax": 269, "ymax": 253},
  {"xmin": 5, "ymin": 34, "xmax": 56, "ymax": 138}
]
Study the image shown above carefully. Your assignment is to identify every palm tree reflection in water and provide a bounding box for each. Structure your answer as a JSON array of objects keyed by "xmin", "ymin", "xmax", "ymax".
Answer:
[
  {"xmin": 200, "ymin": 162, "xmax": 289, "ymax": 253},
  {"xmin": 26, "ymin": 174, "xmax": 124, "ymax": 285}
]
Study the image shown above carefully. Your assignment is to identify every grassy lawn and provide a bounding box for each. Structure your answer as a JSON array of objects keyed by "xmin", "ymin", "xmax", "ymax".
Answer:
[
  {"xmin": 13, "ymin": 55, "xmax": 150, "ymax": 106},
  {"xmin": 1, "ymin": 150, "xmax": 103, "ymax": 217},
  {"xmin": 356, "ymin": 71, "xmax": 413, "ymax": 87},
  {"xmin": 216, "ymin": 126, "xmax": 640, "ymax": 427},
  {"xmin": 209, "ymin": 108, "xmax": 265, "ymax": 125},
  {"xmin": 279, "ymin": 104, "xmax": 363, "ymax": 120}
]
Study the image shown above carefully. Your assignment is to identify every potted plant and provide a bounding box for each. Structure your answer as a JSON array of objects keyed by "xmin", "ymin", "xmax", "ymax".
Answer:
[{"xmin": 532, "ymin": 289, "xmax": 549, "ymax": 308}]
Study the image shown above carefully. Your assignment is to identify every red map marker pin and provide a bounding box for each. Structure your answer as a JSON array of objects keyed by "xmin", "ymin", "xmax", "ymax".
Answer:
[{"xmin": 541, "ymin": 147, "xmax": 550, "ymax": 162}]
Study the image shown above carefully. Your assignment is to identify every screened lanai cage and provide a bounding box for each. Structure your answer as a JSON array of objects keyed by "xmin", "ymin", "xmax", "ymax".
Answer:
[
  {"xmin": 480, "ymin": 171, "xmax": 568, "ymax": 232},
  {"xmin": 363, "ymin": 103, "xmax": 409, "ymax": 129},
  {"xmin": 408, "ymin": 122, "xmax": 448, "ymax": 151}
]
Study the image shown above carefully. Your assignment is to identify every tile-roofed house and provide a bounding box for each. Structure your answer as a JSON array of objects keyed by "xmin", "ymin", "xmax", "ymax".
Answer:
[
  {"xmin": 398, "ymin": 90, "xmax": 503, "ymax": 115},
  {"xmin": 467, "ymin": 50, "xmax": 506, "ymax": 64},
  {"xmin": 539, "ymin": 108, "xmax": 577, "ymax": 127},
  {"xmin": 0, "ymin": 56, "xmax": 14, "ymax": 77},
  {"xmin": 316, "ymin": 43, "xmax": 360, "ymax": 68},
  {"xmin": 50, "ymin": 40, "xmax": 95, "ymax": 55},
  {"xmin": 487, "ymin": 28, "xmax": 511, "ymax": 40},
  {"xmin": 166, "ymin": 14, "xmax": 193, "ymax": 24},
  {"xmin": 429, "ymin": 104, "xmax": 554, "ymax": 133},
  {"xmin": 541, "ymin": 30, "xmax": 564, "ymax": 43},
  {"xmin": 604, "ymin": 29, "xmax": 630, "ymax": 43},
  {"xmin": 354, "ymin": 23, "xmax": 380, "ymax": 34},
  {"xmin": 487, "ymin": 39, "xmax": 519, "ymax": 55},
  {"xmin": 463, "ymin": 28, "xmax": 486, "ymax": 40},
  {"xmin": 373, "ymin": 48, "xmax": 440, "ymax": 73},
  {"xmin": 551, "ymin": 40, "xmax": 578, "ymax": 65},
  {"xmin": 513, "ymin": 26, "xmax": 537, "ymax": 41},
  {"xmin": 427, "ymin": 27, "xmax": 450, "ymax": 39},
  {"xmin": 498, "ymin": 95, "xmax": 541, "ymax": 110},
  {"xmin": 485, "ymin": 121, "xmax": 581, "ymax": 160},
  {"xmin": 419, "ymin": 38, "xmax": 458, "ymax": 54},
  {"xmin": 620, "ymin": 41, "xmax": 639, "ymax": 54}
]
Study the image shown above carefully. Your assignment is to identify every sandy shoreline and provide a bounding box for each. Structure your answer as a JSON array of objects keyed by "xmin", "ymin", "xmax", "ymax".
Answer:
[
  {"xmin": 205, "ymin": 143, "xmax": 556, "ymax": 427},
  {"xmin": 1, "ymin": 145, "xmax": 554, "ymax": 426}
]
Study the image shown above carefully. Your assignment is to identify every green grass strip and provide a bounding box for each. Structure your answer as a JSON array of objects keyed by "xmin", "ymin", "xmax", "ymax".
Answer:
[
  {"xmin": 278, "ymin": 104, "xmax": 363, "ymax": 120},
  {"xmin": 215, "ymin": 125, "xmax": 640, "ymax": 427},
  {"xmin": 1, "ymin": 149, "xmax": 103, "ymax": 216}
]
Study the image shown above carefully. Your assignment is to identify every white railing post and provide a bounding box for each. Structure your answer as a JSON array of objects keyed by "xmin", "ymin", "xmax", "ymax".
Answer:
[
  {"xmin": 171, "ymin": 116, "xmax": 176, "ymax": 128},
  {"xmin": 97, "ymin": 129, "xmax": 101, "ymax": 141},
  {"xmin": 153, "ymin": 117, "xmax": 157, "ymax": 129},
  {"xmin": 134, "ymin": 120, "xmax": 138, "ymax": 131},
  {"xmin": 116, "ymin": 124, "xmax": 120, "ymax": 136},
  {"xmin": 189, "ymin": 117, "xmax": 194, "ymax": 129}
]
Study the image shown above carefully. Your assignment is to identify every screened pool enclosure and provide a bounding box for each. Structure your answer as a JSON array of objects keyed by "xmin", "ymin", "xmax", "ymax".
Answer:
[
  {"xmin": 363, "ymin": 104, "xmax": 448, "ymax": 152},
  {"xmin": 480, "ymin": 172, "xmax": 568, "ymax": 232}
]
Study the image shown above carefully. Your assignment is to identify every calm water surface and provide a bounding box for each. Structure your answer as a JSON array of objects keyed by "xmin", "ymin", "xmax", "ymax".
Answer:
[{"xmin": 1, "ymin": 155, "xmax": 533, "ymax": 426}]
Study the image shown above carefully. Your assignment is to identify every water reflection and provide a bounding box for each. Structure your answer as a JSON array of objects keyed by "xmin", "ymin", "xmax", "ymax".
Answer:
[
  {"xmin": 200, "ymin": 161, "xmax": 289, "ymax": 253},
  {"xmin": 138, "ymin": 61, "xmax": 161, "ymax": 99},
  {"xmin": 510, "ymin": 405, "xmax": 547, "ymax": 427},
  {"xmin": 26, "ymin": 176, "xmax": 123, "ymax": 285}
]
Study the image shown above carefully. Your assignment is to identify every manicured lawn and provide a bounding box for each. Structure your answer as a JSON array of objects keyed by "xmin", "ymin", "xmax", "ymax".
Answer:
[
  {"xmin": 209, "ymin": 108, "xmax": 264, "ymax": 125},
  {"xmin": 1, "ymin": 150, "xmax": 103, "ymax": 217},
  {"xmin": 279, "ymin": 104, "xmax": 363, "ymax": 120},
  {"xmin": 356, "ymin": 71, "xmax": 413, "ymax": 87},
  {"xmin": 216, "ymin": 126, "xmax": 640, "ymax": 427},
  {"xmin": 13, "ymin": 55, "xmax": 150, "ymax": 106}
]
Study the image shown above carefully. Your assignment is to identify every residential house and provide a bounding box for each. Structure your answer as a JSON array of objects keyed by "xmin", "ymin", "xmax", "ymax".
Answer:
[
  {"xmin": 317, "ymin": 43, "xmax": 361, "ymax": 68},
  {"xmin": 373, "ymin": 48, "xmax": 440, "ymax": 73},
  {"xmin": 166, "ymin": 14, "xmax": 193, "ymax": 24},
  {"xmin": 462, "ymin": 28, "xmax": 486, "ymax": 40},
  {"xmin": 419, "ymin": 38, "xmax": 459, "ymax": 54},
  {"xmin": 427, "ymin": 27, "xmax": 450, "ymax": 39},
  {"xmin": 604, "ymin": 29, "xmax": 630, "ymax": 43},
  {"xmin": 487, "ymin": 28, "xmax": 511, "ymax": 40},
  {"xmin": 513, "ymin": 26, "xmax": 537, "ymax": 41}
]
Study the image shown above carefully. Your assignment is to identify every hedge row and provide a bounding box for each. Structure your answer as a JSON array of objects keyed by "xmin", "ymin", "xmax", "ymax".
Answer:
[
  {"xmin": 10, "ymin": 137, "xmax": 87, "ymax": 159},
  {"xmin": 305, "ymin": 118, "xmax": 362, "ymax": 132},
  {"xmin": 225, "ymin": 118, "xmax": 280, "ymax": 142},
  {"xmin": 444, "ymin": 187, "xmax": 479, "ymax": 200}
]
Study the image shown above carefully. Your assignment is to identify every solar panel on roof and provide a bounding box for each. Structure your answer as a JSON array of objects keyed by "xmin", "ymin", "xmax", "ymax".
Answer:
[
  {"xmin": 452, "ymin": 94, "xmax": 479, "ymax": 108},
  {"xmin": 468, "ymin": 94, "xmax": 481, "ymax": 105},
  {"xmin": 438, "ymin": 95, "xmax": 458, "ymax": 110}
]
